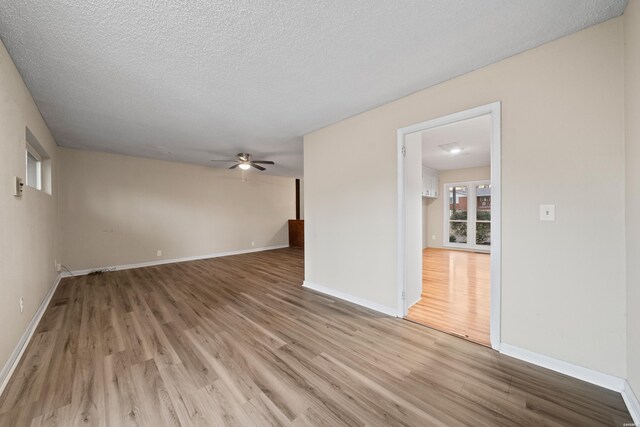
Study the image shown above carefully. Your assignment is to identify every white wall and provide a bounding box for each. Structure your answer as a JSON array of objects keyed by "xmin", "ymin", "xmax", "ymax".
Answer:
[
  {"xmin": 304, "ymin": 18, "xmax": 626, "ymax": 377},
  {"xmin": 58, "ymin": 148, "xmax": 295, "ymax": 271},
  {"xmin": 405, "ymin": 132, "xmax": 423, "ymax": 308},
  {"xmin": 625, "ymin": 0, "xmax": 640, "ymax": 400},
  {"xmin": 0, "ymin": 40, "xmax": 60, "ymax": 373},
  {"xmin": 424, "ymin": 166, "xmax": 491, "ymax": 249},
  {"xmin": 422, "ymin": 197, "xmax": 430, "ymax": 250}
]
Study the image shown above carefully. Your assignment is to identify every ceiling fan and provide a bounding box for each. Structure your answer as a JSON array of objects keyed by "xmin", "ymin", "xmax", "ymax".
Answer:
[{"xmin": 210, "ymin": 152, "xmax": 275, "ymax": 171}]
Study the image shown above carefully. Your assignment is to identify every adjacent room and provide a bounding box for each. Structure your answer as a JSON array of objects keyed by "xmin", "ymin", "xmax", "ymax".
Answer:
[
  {"xmin": 406, "ymin": 114, "xmax": 493, "ymax": 347},
  {"xmin": 1, "ymin": 1, "xmax": 639, "ymax": 425}
]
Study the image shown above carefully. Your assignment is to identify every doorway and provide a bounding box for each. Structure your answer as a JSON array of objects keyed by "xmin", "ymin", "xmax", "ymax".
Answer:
[{"xmin": 396, "ymin": 102, "xmax": 501, "ymax": 349}]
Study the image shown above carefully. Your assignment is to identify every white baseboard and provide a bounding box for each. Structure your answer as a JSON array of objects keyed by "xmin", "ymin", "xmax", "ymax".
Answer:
[
  {"xmin": 499, "ymin": 343, "xmax": 625, "ymax": 392},
  {"xmin": 302, "ymin": 281, "xmax": 397, "ymax": 317},
  {"xmin": 0, "ymin": 273, "xmax": 63, "ymax": 397},
  {"xmin": 64, "ymin": 245, "xmax": 290, "ymax": 276},
  {"xmin": 623, "ymin": 380, "xmax": 640, "ymax": 425},
  {"xmin": 407, "ymin": 295, "xmax": 422, "ymax": 309}
]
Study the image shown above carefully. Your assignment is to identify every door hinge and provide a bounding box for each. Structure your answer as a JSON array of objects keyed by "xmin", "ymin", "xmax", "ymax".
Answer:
[
  {"xmin": 401, "ymin": 290, "xmax": 406, "ymax": 300},
  {"xmin": 402, "ymin": 146, "xmax": 406, "ymax": 157}
]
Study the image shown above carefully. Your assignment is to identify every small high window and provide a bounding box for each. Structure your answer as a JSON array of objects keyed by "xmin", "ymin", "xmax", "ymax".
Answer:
[
  {"xmin": 25, "ymin": 128, "xmax": 51, "ymax": 194},
  {"xmin": 26, "ymin": 144, "xmax": 42, "ymax": 190}
]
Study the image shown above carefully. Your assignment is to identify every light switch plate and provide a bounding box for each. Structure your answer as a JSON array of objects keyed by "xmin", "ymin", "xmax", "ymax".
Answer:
[{"xmin": 540, "ymin": 204, "xmax": 555, "ymax": 221}]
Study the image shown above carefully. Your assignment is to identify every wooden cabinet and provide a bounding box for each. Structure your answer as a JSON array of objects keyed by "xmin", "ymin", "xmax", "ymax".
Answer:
[
  {"xmin": 422, "ymin": 166, "xmax": 439, "ymax": 198},
  {"xmin": 288, "ymin": 219, "xmax": 304, "ymax": 248}
]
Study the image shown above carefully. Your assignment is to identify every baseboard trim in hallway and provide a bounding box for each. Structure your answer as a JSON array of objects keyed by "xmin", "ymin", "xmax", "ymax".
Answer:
[
  {"xmin": 622, "ymin": 381, "xmax": 640, "ymax": 425},
  {"xmin": 304, "ymin": 278, "xmax": 635, "ymax": 416},
  {"xmin": 65, "ymin": 244, "xmax": 289, "ymax": 276},
  {"xmin": 0, "ymin": 273, "xmax": 63, "ymax": 398},
  {"xmin": 500, "ymin": 343, "xmax": 625, "ymax": 392},
  {"xmin": 302, "ymin": 280, "xmax": 398, "ymax": 317}
]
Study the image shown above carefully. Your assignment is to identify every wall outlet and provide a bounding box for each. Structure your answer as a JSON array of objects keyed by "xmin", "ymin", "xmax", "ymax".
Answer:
[
  {"xmin": 432, "ymin": 235, "xmax": 436, "ymax": 240},
  {"xmin": 251, "ymin": 241, "xmax": 255, "ymax": 247},
  {"xmin": 55, "ymin": 260, "xmax": 61, "ymax": 272},
  {"xmin": 156, "ymin": 250, "xmax": 162, "ymax": 257},
  {"xmin": 19, "ymin": 297, "xmax": 24, "ymax": 314}
]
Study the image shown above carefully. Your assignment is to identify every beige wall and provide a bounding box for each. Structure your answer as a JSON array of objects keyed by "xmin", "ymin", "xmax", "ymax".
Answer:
[
  {"xmin": 625, "ymin": 0, "xmax": 640, "ymax": 399},
  {"xmin": 304, "ymin": 18, "xmax": 626, "ymax": 376},
  {"xmin": 59, "ymin": 148, "xmax": 295, "ymax": 271},
  {"xmin": 0, "ymin": 41, "xmax": 60, "ymax": 373},
  {"xmin": 423, "ymin": 166, "xmax": 491, "ymax": 249},
  {"xmin": 405, "ymin": 132, "xmax": 423, "ymax": 307}
]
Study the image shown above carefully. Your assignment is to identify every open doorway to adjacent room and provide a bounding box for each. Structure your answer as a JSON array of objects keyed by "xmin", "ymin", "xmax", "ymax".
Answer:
[{"xmin": 397, "ymin": 103, "xmax": 501, "ymax": 349}]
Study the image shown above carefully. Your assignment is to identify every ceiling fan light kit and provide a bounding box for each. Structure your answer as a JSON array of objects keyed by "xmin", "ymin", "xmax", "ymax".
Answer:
[{"xmin": 210, "ymin": 152, "xmax": 275, "ymax": 172}]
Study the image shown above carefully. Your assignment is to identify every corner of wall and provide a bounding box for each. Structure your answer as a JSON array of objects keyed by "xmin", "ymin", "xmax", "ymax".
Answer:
[{"xmin": 624, "ymin": 0, "xmax": 640, "ymax": 408}]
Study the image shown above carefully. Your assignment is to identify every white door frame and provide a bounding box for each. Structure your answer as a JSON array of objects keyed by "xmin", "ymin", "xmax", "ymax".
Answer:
[{"xmin": 396, "ymin": 102, "xmax": 502, "ymax": 350}]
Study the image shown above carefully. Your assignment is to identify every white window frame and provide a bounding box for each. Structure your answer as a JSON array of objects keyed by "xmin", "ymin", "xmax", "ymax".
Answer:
[
  {"xmin": 443, "ymin": 180, "xmax": 491, "ymax": 251},
  {"xmin": 26, "ymin": 143, "xmax": 42, "ymax": 191}
]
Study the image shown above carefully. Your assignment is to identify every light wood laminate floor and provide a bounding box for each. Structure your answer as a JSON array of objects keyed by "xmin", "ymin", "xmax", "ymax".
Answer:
[
  {"xmin": 407, "ymin": 248, "xmax": 491, "ymax": 346},
  {"xmin": 0, "ymin": 248, "xmax": 631, "ymax": 426}
]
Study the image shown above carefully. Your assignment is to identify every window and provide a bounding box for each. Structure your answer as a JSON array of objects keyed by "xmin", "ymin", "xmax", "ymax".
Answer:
[
  {"xmin": 444, "ymin": 180, "xmax": 491, "ymax": 249},
  {"xmin": 26, "ymin": 145, "xmax": 42, "ymax": 190},
  {"xmin": 448, "ymin": 185, "xmax": 468, "ymax": 243},
  {"xmin": 25, "ymin": 128, "xmax": 50, "ymax": 193},
  {"xmin": 475, "ymin": 184, "xmax": 491, "ymax": 246}
]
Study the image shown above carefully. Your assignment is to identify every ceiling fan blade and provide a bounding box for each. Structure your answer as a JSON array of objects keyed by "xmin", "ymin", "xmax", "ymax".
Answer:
[
  {"xmin": 252, "ymin": 160, "xmax": 275, "ymax": 165},
  {"xmin": 229, "ymin": 164, "xmax": 240, "ymax": 169},
  {"xmin": 250, "ymin": 163, "xmax": 266, "ymax": 171}
]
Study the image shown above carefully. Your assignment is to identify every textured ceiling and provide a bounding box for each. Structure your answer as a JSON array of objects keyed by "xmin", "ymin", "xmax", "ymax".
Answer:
[
  {"xmin": 422, "ymin": 115, "xmax": 491, "ymax": 171},
  {"xmin": 0, "ymin": 1, "xmax": 627, "ymax": 177}
]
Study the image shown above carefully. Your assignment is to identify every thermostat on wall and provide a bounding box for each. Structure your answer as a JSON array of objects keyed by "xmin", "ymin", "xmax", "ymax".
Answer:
[{"xmin": 13, "ymin": 176, "xmax": 24, "ymax": 197}]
